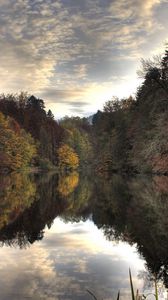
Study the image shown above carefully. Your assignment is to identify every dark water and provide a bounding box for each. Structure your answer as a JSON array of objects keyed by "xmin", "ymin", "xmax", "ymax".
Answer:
[{"xmin": 0, "ymin": 171, "xmax": 168, "ymax": 299}]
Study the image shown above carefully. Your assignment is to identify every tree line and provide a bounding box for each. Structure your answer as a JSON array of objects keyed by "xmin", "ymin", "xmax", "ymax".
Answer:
[
  {"xmin": 92, "ymin": 47, "xmax": 168, "ymax": 174},
  {"xmin": 0, "ymin": 93, "xmax": 92, "ymax": 171},
  {"xmin": 0, "ymin": 46, "xmax": 168, "ymax": 173}
]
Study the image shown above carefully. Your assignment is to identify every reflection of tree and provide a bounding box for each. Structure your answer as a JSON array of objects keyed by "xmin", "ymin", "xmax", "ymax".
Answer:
[
  {"xmin": 2, "ymin": 171, "xmax": 168, "ymax": 290},
  {"xmin": 92, "ymin": 175, "xmax": 130, "ymax": 239},
  {"xmin": 91, "ymin": 175, "xmax": 168, "ymax": 288},
  {"xmin": 0, "ymin": 172, "xmax": 36, "ymax": 229},
  {"xmin": 58, "ymin": 172, "xmax": 79, "ymax": 196},
  {"xmin": 0, "ymin": 171, "xmax": 93, "ymax": 248},
  {"xmin": 0, "ymin": 173, "xmax": 66, "ymax": 248},
  {"xmin": 60, "ymin": 173, "xmax": 93, "ymax": 223}
]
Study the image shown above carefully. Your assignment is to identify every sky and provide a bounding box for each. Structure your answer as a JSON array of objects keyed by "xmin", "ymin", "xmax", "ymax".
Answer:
[{"xmin": 0, "ymin": 0, "xmax": 168, "ymax": 118}]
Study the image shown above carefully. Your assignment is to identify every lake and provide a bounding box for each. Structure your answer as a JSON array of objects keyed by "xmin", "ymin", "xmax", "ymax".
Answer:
[{"xmin": 0, "ymin": 171, "xmax": 168, "ymax": 299}]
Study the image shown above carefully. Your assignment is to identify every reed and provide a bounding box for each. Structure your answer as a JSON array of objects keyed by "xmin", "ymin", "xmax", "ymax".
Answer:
[{"xmin": 87, "ymin": 269, "xmax": 159, "ymax": 300}]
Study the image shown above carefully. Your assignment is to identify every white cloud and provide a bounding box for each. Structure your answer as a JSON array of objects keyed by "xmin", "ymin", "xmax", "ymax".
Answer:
[{"xmin": 0, "ymin": 0, "xmax": 167, "ymax": 116}]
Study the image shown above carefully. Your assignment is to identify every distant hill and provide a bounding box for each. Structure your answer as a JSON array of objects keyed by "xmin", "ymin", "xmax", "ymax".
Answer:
[{"xmin": 87, "ymin": 115, "xmax": 93, "ymax": 125}]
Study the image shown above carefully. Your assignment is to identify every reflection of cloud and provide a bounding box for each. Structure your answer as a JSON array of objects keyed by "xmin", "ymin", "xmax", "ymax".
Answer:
[
  {"xmin": 0, "ymin": 219, "xmax": 145, "ymax": 299},
  {"xmin": 0, "ymin": 247, "xmax": 57, "ymax": 299},
  {"xmin": 42, "ymin": 233, "xmax": 86, "ymax": 249}
]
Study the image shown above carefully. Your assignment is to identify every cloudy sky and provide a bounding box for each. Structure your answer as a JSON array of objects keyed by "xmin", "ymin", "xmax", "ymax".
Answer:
[{"xmin": 0, "ymin": 0, "xmax": 168, "ymax": 117}]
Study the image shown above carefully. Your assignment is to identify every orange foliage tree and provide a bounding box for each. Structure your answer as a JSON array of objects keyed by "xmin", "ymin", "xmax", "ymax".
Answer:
[
  {"xmin": 0, "ymin": 112, "xmax": 37, "ymax": 170},
  {"xmin": 57, "ymin": 144, "xmax": 79, "ymax": 169}
]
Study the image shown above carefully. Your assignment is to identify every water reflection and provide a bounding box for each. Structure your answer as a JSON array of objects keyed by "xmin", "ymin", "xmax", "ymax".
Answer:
[
  {"xmin": 0, "ymin": 172, "xmax": 168, "ymax": 298},
  {"xmin": 0, "ymin": 172, "xmax": 36, "ymax": 230},
  {"xmin": 92, "ymin": 175, "xmax": 168, "ymax": 288}
]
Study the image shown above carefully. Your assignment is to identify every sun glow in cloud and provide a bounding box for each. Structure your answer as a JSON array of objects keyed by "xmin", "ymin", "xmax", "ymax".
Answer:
[{"xmin": 0, "ymin": 0, "xmax": 167, "ymax": 117}]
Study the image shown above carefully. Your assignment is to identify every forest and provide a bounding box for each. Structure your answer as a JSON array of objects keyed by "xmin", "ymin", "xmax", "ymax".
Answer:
[{"xmin": 0, "ymin": 47, "xmax": 168, "ymax": 174}]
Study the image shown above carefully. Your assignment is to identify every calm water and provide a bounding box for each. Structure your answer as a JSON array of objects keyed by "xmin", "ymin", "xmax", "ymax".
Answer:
[{"xmin": 0, "ymin": 171, "xmax": 168, "ymax": 299}]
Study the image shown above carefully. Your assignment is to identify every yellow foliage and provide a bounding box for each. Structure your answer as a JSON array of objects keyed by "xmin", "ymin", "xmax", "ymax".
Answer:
[
  {"xmin": 57, "ymin": 144, "xmax": 79, "ymax": 169},
  {"xmin": 58, "ymin": 172, "xmax": 79, "ymax": 196},
  {"xmin": 0, "ymin": 112, "xmax": 37, "ymax": 170},
  {"xmin": 0, "ymin": 172, "xmax": 36, "ymax": 229}
]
